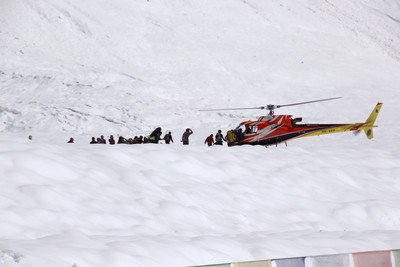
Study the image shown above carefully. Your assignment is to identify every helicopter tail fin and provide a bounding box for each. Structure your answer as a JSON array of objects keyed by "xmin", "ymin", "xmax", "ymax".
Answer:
[{"xmin": 363, "ymin": 102, "xmax": 383, "ymax": 139}]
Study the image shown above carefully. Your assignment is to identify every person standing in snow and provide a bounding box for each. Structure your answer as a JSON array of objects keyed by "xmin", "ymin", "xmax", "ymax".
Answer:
[
  {"xmin": 108, "ymin": 135, "xmax": 116, "ymax": 145},
  {"xmin": 215, "ymin": 130, "xmax": 225, "ymax": 145},
  {"xmin": 181, "ymin": 128, "xmax": 193, "ymax": 145},
  {"xmin": 67, "ymin": 137, "xmax": 74, "ymax": 143},
  {"xmin": 164, "ymin": 131, "xmax": 173, "ymax": 144},
  {"xmin": 226, "ymin": 129, "xmax": 236, "ymax": 147},
  {"xmin": 99, "ymin": 135, "xmax": 107, "ymax": 144},
  {"xmin": 235, "ymin": 128, "xmax": 244, "ymax": 142},
  {"xmin": 204, "ymin": 134, "xmax": 214, "ymax": 146},
  {"xmin": 156, "ymin": 131, "xmax": 162, "ymax": 143},
  {"xmin": 90, "ymin": 137, "xmax": 98, "ymax": 144}
]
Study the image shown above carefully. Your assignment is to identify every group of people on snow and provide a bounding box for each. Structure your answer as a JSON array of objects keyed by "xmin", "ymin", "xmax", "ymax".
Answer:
[
  {"xmin": 89, "ymin": 135, "xmax": 110, "ymax": 144},
  {"xmin": 204, "ymin": 128, "xmax": 244, "ymax": 147},
  {"xmin": 64, "ymin": 127, "xmax": 245, "ymax": 146},
  {"xmin": 65, "ymin": 128, "xmax": 193, "ymax": 145},
  {"xmin": 87, "ymin": 128, "xmax": 177, "ymax": 145}
]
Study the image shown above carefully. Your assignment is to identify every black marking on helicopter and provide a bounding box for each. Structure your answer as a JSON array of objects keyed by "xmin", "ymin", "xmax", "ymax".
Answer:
[{"xmin": 235, "ymin": 128, "xmax": 324, "ymax": 146}]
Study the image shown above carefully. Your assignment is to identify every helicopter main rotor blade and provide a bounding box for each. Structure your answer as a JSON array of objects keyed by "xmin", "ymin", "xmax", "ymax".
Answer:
[
  {"xmin": 276, "ymin": 97, "xmax": 342, "ymax": 108},
  {"xmin": 199, "ymin": 97, "xmax": 342, "ymax": 112},
  {"xmin": 199, "ymin": 106, "xmax": 265, "ymax": 111}
]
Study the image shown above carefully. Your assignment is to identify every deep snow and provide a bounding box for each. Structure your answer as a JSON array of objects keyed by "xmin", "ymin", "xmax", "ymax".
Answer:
[{"xmin": 1, "ymin": 0, "xmax": 400, "ymax": 266}]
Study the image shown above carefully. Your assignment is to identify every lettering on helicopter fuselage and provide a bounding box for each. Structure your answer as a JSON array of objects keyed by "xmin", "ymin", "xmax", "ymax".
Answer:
[{"xmin": 322, "ymin": 129, "xmax": 336, "ymax": 134}]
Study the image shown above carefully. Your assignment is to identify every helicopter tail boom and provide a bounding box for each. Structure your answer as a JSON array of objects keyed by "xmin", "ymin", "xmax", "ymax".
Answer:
[{"xmin": 292, "ymin": 103, "xmax": 382, "ymax": 140}]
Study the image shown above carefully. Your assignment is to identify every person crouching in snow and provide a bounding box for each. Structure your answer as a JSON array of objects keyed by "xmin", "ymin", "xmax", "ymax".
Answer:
[
  {"xmin": 147, "ymin": 127, "xmax": 162, "ymax": 143},
  {"xmin": 204, "ymin": 134, "xmax": 214, "ymax": 146}
]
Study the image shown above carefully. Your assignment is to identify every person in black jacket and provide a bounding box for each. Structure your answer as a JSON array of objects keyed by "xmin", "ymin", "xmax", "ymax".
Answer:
[
  {"xmin": 164, "ymin": 131, "xmax": 173, "ymax": 144},
  {"xmin": 181, "ymin": 128, "xmax": 193, "ymax": 145},
  {"xmin": 236, "ymin": 128, "xmax": 244, "ymax": 142},
  {"xmin": 215, "ymin": 130, "xmax": 225, "ymax": 145}
]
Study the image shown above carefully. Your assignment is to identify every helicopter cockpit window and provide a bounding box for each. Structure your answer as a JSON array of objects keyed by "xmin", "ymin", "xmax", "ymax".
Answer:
[{"xmin": 246, "ymin": 125, "xmax": 258, "ymax": 134}]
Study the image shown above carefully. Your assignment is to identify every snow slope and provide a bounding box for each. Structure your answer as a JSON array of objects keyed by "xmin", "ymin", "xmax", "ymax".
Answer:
[
  {"xmin": 1, "ymin": 0, "xmax": 400, "ymax": 134},
  {"xmin": 1, "ymin": 0, "xmax": 400, "ymax": 266}
]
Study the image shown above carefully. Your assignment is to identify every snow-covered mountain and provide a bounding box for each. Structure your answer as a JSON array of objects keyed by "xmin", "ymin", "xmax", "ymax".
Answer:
[
  {"xmin": 1, "ymin": 0, "xmax": 400, "ymax": 136},
  {"xmin": 1, "ymin": 1, "xmax": 400, "ymax": 266}
]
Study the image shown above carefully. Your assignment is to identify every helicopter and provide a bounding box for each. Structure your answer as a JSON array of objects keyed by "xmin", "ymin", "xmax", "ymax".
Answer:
[{"xmin": 200, "ymin": 97, "xmax": 382, "ymax": 146}]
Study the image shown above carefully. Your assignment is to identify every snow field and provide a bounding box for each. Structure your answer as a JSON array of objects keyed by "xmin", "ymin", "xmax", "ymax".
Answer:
[{"xmin": 1, "ymin": 133, "xmax": 400, "ymax": 266}]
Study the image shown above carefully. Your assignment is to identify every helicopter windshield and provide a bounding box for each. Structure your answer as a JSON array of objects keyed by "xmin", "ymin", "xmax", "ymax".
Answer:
[{"xmin": 234, "ymin": 124, "xmax": 246, "ymax": 134}]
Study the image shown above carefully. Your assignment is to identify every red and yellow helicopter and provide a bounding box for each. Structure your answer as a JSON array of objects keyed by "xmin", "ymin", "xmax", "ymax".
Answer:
[{"xmin": 201, "ymin": 97, "xmax": 382, "ymax": 146}]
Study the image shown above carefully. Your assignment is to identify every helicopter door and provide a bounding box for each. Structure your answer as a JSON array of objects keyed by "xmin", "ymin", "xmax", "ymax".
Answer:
[{"xmin": 234, "ymin": 124, "xmax": 246, "ymax": 134}]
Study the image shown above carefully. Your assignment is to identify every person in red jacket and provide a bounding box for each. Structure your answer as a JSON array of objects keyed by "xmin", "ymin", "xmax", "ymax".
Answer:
[
  {"xmin": 108, "ymin": 135, "xmax": 116, "ymax": 145},
  {"xmin": 204, "ymin": 134, "xmax": 214, "ymax": 146}
]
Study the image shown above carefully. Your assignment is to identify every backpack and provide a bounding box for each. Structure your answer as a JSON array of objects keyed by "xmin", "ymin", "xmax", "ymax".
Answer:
[
  {"xmin": 216, "ymin": 133, "xmax": 223, "ymax": 142},
  {"xmin": 227, "ymin": 131, "xmax": 236, "ymax": 142}
]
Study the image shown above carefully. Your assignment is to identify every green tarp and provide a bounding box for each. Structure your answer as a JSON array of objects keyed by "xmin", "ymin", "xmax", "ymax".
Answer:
[
  {"xmin": 393, "ymin": 250, "xmax": 400, "ymax": 267},
  {"xmin": 232, "ymin": 260, "xmax": 272, "ymax": 267}
]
